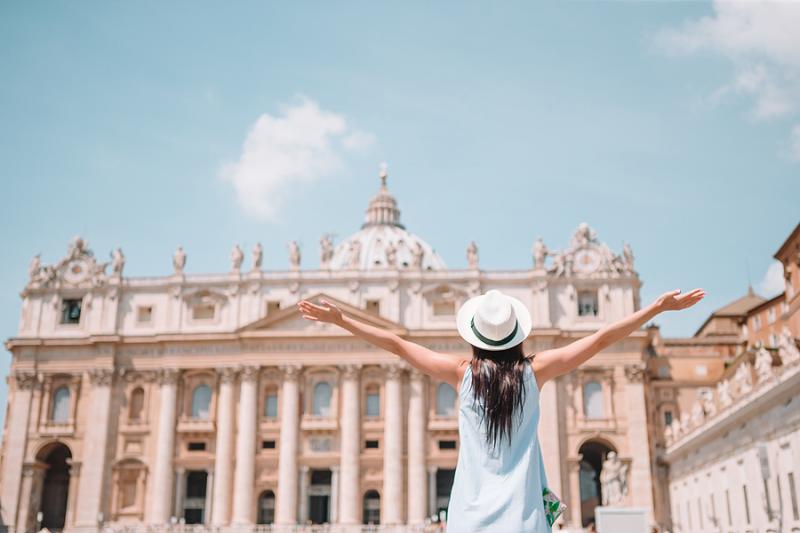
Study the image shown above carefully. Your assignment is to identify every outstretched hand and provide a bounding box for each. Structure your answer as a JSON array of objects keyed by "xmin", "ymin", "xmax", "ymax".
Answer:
[
  {"xmin": 654, "ymin": 288, "xmax": 706, "ymax": 312},
  {"xmin": 298, "ymin": 299, "xmax": 344, "ymax": 324}
]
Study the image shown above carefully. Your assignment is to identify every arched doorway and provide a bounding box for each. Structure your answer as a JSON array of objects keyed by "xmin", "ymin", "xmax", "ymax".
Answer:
[
  {"xmin": 578, "ymin": 439, "xmax": 615, "ymax": 527},
  {"xmin": 38, "ymin": 443, "xmax": 72, "ymax": 530}
]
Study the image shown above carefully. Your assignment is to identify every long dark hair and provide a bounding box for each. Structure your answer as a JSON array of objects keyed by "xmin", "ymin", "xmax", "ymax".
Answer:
[{"xmin": 470, "ymin": 342, "xmax": 533, "ymax": 449}]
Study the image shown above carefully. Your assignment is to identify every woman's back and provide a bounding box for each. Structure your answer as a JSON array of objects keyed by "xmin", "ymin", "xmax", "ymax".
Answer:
[{"xmin": 446, "ymin": 360, "xmax": 550, "ymax": 532}]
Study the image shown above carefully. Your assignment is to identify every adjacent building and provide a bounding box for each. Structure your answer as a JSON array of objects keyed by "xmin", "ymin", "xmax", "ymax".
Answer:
[{"xmin": 652, "ymin": 223, "xmax": 800, "ymax": 533}]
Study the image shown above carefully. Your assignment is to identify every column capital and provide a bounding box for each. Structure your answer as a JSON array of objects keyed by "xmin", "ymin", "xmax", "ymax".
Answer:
[
  {"xmin": 330, "ymin": 464, "xmax": 340, "ymax": 473},
  {"xmin": 13, "ymin": 371, "xmax": 39, "ymax": 390},
  {"xmin": 240, "ymin": 365, "xmax": 260, "ymax": 383},
  {"xmin": 409, "ymin": 366, "xmax": 427, "ymax": 382},
  {"xmin": 338, "ymin": 363, "xmax": 362, "ymax": 380},
  {"xmin": 624, "ymin": 363, "xmax": 645, "ymax": 383},
  {"xmin": 87, "ymin": 368, "xmax": 115, "ymax": 386},
  {"xmin": 381, "ymin": 362, "xmax": 405, "ymax": 380},
  {"xmin": 427, "ymin": 465, "xmax": 438, "ymax": 474},
  {"xmin": 157, "ymin": 368, "xmax": 180, "ymax": 385},
  {"xmin": 300, "ymin": 464, "xmax": 310, "ymax": 474},
  {"xmin": 280, "ymin": 364, "xmax": 303, "ymax": 382},
  {"xmin": 218, "ymin": 366, "xmax": 239, "ymax": 384}
]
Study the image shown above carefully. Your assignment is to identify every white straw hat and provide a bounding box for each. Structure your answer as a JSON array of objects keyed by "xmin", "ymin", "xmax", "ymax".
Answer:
[{"xmin": 456, "ymin": 289, "xmax": 532, "ymax": 351}]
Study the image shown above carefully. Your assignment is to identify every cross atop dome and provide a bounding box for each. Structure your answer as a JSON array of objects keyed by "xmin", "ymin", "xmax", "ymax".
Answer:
[
  {"xmin": 363, "ymin": 163, "xmax": 404, "ymax": 229},
  {"xmin": 379, "ymin": 162, "xmax": 388, "ymax": 188}
]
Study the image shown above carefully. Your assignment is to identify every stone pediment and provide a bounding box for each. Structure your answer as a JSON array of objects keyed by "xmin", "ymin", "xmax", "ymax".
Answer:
[{"xmin": 239, "ymin": 293, "xmax": 407, "ymax": 335}]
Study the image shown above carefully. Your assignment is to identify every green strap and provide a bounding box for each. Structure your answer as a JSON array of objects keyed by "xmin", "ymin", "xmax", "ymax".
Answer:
[{"xmin": 470, "ymin": 316, "xmax": 518, "ymax": 346}]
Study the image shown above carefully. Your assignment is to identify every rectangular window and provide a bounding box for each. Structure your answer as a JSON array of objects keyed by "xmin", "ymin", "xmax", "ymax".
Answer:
[
  {"xmin": 710, "ymin": 493, "xmax": 717, "ymax": 524},
  {"xmin": 187, "ymin": 441, "xmax": 206, "ymax": 451},
  {"xmin": 262, "ymin": 440, "xmax": 276, "ymax": 449},
  {"xmin": 365, "ymin": 391, "xmax": 380, "ymax": 417},
  {"xmin": 192, "ymin": 304, "xmax": 215, "ymax": 320},
  {"xmin": 365, "ymin": 439, "xmax": 379, "ymax": 449},
  {"xmin": 725, "ymin": 489, "xmax": 732, "ymax": 526},
  {"xmin": 697, "ymin": 499, "xmax": 703, "ymax": 528},
  {"xmin": 264, "ymin": 393, "xmax": 278, "ymax": 418},
  {"xmin": 577, "ymin": 291, "xmax": 599, "ymax": 317},
  {"xmin": 438, "ymin": 440, "xmax": 457, "ymax": 450},
  {"xmin": 664, "ymin": 411, "xmax": 673, "ymax": 426},
  {"xmin": 137, "ymin": 305, "xmax": 153, "ymax": 323},
  {"xmin": 266, "ymin": 300, "xmax": 281, "ymax": 314},
  {"xmin": 767, "ymin": 307, "xmax": 776, "ymax": 324},
  {"xmin": 789, "ymin": 472, "xmax": 799, "ymax": 521},
  {"xmin": 60, "ymin": 298, "xmax": 82, "ymax": 324},
  {"xmin": 657, "ymin": 366, "xmax": 669, "ymax": 378},
  {"xmin": 433, "ymin": 301, "xmax": 455, "ymax": 316},
  {"xmin": 687, "ymin": 501, "xmax": 692, "ymax": 529},
  {"xmin": 743, "ymin": 485, "xmax": 751, "ymax": 524}
]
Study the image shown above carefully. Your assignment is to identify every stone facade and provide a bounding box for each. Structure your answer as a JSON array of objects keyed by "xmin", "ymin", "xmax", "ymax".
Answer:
[
  {"xmin": 648, "ymin": 222, "xmax": 800, "ymax": 533},
  {"xmin": 2, "ymin": 171, "xmax": 654, "ymax": 532}
]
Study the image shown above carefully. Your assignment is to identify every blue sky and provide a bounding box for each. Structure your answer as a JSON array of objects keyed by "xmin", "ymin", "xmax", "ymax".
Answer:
[{"xmin": 1, "ymin": 1, "xmax": 798, "ymax": 427}]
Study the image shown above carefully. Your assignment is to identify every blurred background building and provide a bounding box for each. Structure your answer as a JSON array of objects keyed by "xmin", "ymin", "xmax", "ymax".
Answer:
[
  {"xmin": 648, "ymin": 223, "xmax": 800, "ymax": 533},
  {"xmin": 1, "ymin": 169, "xmax": 797, "ymax": 533}
]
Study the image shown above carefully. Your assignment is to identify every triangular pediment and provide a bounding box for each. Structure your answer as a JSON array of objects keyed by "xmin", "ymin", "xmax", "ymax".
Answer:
[{"xmin": 238, "ymin": 293, "xmax": 407, "ymax": 335}]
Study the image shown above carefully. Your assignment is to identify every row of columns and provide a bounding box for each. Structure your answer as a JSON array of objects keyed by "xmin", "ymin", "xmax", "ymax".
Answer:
[
  {"xmin": 149, "ymin": 365, "xmax": 262, "ymax": 525},
  {"xmin": 148, "ymin": 362, "xmax": 432, "ymax": 526}
]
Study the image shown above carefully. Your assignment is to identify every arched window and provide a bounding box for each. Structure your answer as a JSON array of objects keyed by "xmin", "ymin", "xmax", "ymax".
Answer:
[
  {"xmin": 363, "ymin": 490, "xmax": 381, "ymax": 525},
  {"xmin": 312, "ymin": 381, "xmax": 332, "ymax": 416},
  {"xmin": 583, "ymin": 381, "xmax": 604, "ymax": 419},
  {"xmin": 129, "ymin": 387, "xmax": 145, "ymax": 421},
  {"xmin": 365, "ymin": 385, "xmax": 380, "ymax": 417},
  {"xmin": 264, "ymin": 387, "xmax": 278, "ymax": 419},
  {"xmin": 257, "ymin": 490, "xmax": 275, "ymax": 524},
  {"xmin": 436, "ymin": 383, "xmax": 457, "ymax": 416},
  {"xmin": 191, "ymin": 384, "xmax": 212, "ymax": 419},
  {"xmin": 51, "ymin": 386, "xmax": 71, "ymax": 423}
]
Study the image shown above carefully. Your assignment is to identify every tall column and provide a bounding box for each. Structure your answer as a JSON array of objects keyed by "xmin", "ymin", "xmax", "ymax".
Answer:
[
  {"xmin": 205, "ymin": 469, "xmax": 214, "ymax": 524},
  {"xmin": 330, "ymin": 465, "xmax": 340, "ymax": 524},
  {"xmin": 407, "ymin": 369, "xmax": 428, "ymax": 525},
  {"xmin": 212, "ymin": 367, "xmax": 237, "ymax": 525},
  {"xmin": 538, "ymin": 378, "xmax": 562, "ymax": 495},
  {"xmin": 298, "ymin": 465, "xmax": 310, "ymax": 524},
  {"xmin": 148, "ymin": 368, "xmax": 179, "ymax": 524},
  {"xmin": 0, "ymin": 372, "xmax": 36, "ymax": 529},
  {"xmin": 338, "ymin": 364, "xmax": 361, "ymax": 525},
  {"xmin": 276, "ymin": 364, "xmax": 302, "ymax": 525},
  {"xmin": 232, "ymin": 366, "xmax": 260, "ymax": 524},
  {"xmin": 16, "ymin": 464, "xmax": 45, "ymax": 532},
  {"xmin": 624, "ymin": 364, "xmax": 655, "ymax": 521},
  {"xmin": 428, "ymin": 466, "xmax": 438, "ymax": 518},
  {"xmin": 75, "ymin": 368, "xmax": 115, "ymax": 526},
  {"xmin": 174, "ymin": 468, "xmax": 186, "ymax": 519},
  {"xmin": 567, "ymin": 457, "xmax": 582, "ymax": 528},
  {"xmin": 382, "ymin": 363, "xmax": 404, "ymax": 525}
]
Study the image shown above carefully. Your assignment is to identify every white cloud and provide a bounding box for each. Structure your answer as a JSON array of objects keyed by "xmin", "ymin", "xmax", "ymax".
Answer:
[
  {"xmin": 656, "ymin": 1, "xmax": 800, "ymax": 156},
  {"xmin": 758, "ymin": 260, "xmax": 785, "ymax": 297},
  {"xmin": 221, "ymin": 97, "xmax": 374, "ymax": 220}
]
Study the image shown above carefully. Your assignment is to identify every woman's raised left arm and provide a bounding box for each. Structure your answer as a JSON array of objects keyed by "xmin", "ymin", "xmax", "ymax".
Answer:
[{"xmin": 532, "ymin": 288, "xmax": 705, "ymax": 387}]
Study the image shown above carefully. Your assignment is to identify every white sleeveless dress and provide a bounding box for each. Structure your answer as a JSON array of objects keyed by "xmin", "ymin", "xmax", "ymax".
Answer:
[{"xmin": 446, "ymin": 361, "xmax": 551, "ymax": 532}]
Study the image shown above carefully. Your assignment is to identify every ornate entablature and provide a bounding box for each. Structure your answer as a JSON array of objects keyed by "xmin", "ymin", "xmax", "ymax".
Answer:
[
  {"xmin": 539, "ymin": 223, "xmax": 635, "ymax": 279},
  {"xmin": 25, "ymin": 236, "xmax": 116, "ymax": 292}
]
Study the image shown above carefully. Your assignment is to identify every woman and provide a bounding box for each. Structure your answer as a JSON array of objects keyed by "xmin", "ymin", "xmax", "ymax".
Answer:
[{"xmin": 298, "ymin": 286, "xmax": 704, "ymax": 531}]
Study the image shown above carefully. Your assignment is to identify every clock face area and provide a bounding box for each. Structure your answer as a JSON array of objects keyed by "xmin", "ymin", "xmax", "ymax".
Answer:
[
  {"xmin": 63, "ymin": 259, "xmax": 89, "ymax": 284},
  {"xmin": 574, "ymin": 249, "xmax": 600, "ymax": 274}
]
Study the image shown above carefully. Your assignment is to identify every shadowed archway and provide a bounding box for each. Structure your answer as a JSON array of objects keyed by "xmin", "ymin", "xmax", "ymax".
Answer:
[
  {"xmin": 578, "ymin": 439, "xmax": 616, "ymax": 527},
  {"xmin": 37, "ymin": 442, "xmax": 72, "ymax": 531}
]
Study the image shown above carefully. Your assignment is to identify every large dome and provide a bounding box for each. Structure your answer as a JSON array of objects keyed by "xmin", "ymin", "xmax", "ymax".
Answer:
[{"xmin": 328, "ymin": 167, "xmax": 446, "ymax": 271}]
